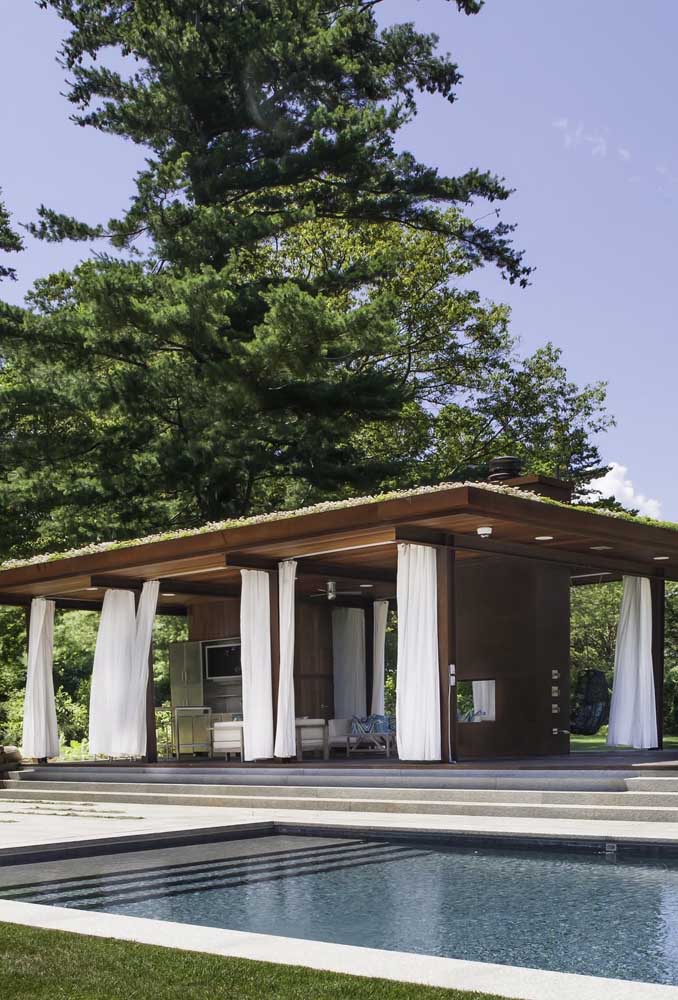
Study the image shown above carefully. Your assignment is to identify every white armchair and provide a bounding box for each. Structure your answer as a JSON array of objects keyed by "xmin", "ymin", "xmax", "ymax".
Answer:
[
  {"xmin": 295, "ymin": 718, "xmax": 329, "ymax": 761},
  {"xmin": 212, "ymin": 720, "xmax": 244, "ymax": 760},
  {"xmin": 328, "ymin": 718, "xmax": 351, "ymax": 750}
]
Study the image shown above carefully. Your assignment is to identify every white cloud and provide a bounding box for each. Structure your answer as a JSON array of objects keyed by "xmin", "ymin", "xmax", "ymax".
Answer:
[
  {"xmin": 589, "ymin": 462, "xmax": 662, "ymax": 519},
  {"xmin": 552, "ymin": 118, "xmax": 608, "ymax": 158},
  {"xmin": 590, "ymin": 135, "xmax": 607, "ymax": 158}
]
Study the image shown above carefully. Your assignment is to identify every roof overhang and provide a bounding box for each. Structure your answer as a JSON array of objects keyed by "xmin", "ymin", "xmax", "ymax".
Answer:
[{"xmin": 0, "ymin": 484, "xmax": 675, "ymax": 611}]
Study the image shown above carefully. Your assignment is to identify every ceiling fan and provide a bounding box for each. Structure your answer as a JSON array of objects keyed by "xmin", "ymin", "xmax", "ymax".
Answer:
[{"xmin": 310, "ymin": 580, "xmax": 368, "ymax": 601}]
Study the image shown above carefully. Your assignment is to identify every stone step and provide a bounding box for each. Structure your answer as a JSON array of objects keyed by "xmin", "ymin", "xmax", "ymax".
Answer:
[
  {"xmin": 3, "ymin": 783, "xmax": 678, "ymax": 821},
  {"xmin": 625, "ymin": 776, "xmax": 678, "ymax": 793},
  {"xmin": 13, "ymin": 766, "xmax": 629, "ymax": 792},
  {"xmin": 7, "ymin": 777, "xmax": 678, "ymax": 807}
]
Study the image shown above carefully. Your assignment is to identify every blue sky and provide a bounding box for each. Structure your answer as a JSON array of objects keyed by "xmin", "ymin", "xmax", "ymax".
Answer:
[{"xmin": 1, "ymin": 1, "xmax": 676, "ymax": 517}]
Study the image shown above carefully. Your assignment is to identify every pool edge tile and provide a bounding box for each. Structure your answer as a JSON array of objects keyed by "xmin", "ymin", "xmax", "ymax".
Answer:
[{"xmin": 0, "ymin": 899, "xmax": 675, "ymax": 1000}]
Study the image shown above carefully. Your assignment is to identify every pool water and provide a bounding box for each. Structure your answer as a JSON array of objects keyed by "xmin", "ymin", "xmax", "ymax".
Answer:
[{"xmin": 3, "ymin": 834, "xmax": 678, "ymax": 985}]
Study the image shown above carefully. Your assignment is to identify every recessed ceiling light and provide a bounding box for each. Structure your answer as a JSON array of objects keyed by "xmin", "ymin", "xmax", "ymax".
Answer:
[
  {"xmin": 163, "ymin": 591, "xmax": 177, "ymax": 596},
  {"xmin": 653, "ymin": 556, "xmax": 670, "ymax": 562},
  {"xmin": 535, "ymin": 535, "xmax": 554, "ymax": 542},
  {"xmin": 85, "ymin": 587, "xmax": 99, "ymax": 592},
  {"xmin": 590, "ymin": 545, "xmax": 613, "ymax": 551},
  {"xmin": 359, "ymin": 583, "xmax": 374, "ymax": 589}
]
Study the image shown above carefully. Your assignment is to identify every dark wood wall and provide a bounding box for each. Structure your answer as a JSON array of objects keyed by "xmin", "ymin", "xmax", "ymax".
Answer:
[
  {"xmin": 187, "ymin": 596, "xmax": 334, "ymax": 719},
  {"xmin": 455, "ymin": 555, "xmax": 570, "ymax": 759},
  {"xmin": 294, "ymin": 601, "xmax": 334, "ymax": 718},
  {"xmin": 188, "ymin": 599, "xmax": 240, "ymax": 641},
  {"xmin": 186, "ymin": 561, "xmax": 572, "ymax": 759}
]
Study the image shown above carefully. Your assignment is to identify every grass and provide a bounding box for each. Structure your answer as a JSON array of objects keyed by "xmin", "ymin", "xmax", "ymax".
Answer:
[
  {"xmin": 570, "ymin": 726, "xmax": 678, "ymax": 753},
  {"xmin": 0, "ymin": 922, "xmax": 515, "ymax": 1000}
]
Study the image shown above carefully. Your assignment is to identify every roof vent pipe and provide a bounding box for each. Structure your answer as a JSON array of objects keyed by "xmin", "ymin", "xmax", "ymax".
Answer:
[{"xmin": 488, "ymin": 455, "xmax": 522, "ymax": 483}]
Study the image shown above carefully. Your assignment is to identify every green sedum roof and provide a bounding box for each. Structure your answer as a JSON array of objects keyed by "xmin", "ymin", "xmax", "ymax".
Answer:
[{"xmin": 1, "ymin": 479, "xmax": 676, "ymax": 573}]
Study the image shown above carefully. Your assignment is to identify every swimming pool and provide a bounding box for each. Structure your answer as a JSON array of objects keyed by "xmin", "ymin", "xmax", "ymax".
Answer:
[{"xmin": 2, "ymin": 832, "xmax": 678, "ymax": 986}]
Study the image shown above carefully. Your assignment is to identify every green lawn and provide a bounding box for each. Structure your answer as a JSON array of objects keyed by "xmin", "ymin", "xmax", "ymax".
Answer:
[
  {"xmin": 570, "ymin": 725, "xmax": 678, "ymax": 753},
  {"xmin": 1, "ymin": 922, "xmax": 514, "ymax": 1000}
]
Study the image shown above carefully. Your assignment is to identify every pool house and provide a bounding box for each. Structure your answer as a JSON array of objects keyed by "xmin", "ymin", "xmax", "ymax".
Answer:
[{"xmin": 6, "ymin": 463, "xmax": 678, "ymax": 766}]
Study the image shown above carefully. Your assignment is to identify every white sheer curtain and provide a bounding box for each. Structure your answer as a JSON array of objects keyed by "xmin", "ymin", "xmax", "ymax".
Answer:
[
  {"xmin": 116, "ymin": 581, "xmax": 159, "ymax": 757},
  {"xmin": 395, "ymin": 543, "xmax": 441, "ymax": 761},
  {"xmin": 240, "ymin": 569, "xmax": 274, "ymax": 760},
  {"xmin": 21, "ymin": 598, "xmax": 59, "ymax": 760},
  {"xmin": 332, "ymin": 607, "xmax": 366, "ymax": 719},
  {"xmin": 89, "ymin": 589, "xmax": 136, "ymax": 756},
  {"xmin": 472, "ymin": 681, "xmax": 496, "ymax": 721},
  {"xmin": 274, "ymin": 560, "xmax": 297, "ymax": 758},
  {"xmin": 608, "ymin": 576, "xmax": 658, "ymax": 749},
  {"xmin": 371, "ymin": 600, "xmax": 389, "ymax": 716}
]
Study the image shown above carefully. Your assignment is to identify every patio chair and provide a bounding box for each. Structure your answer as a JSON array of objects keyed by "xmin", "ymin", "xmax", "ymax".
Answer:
[
  {"xmin": 328, "ymin": 718, "xmax": 352, "ymax": 755},
  {"xmin": 347, "ymin": 715, "xmax": 396, "ymax": 757},
  {"xmin": 212, "ymin": 720, "xmax": 244, "ymax": 760},
  {"xmin": 295, "ymin": 718, "xmax": 329, "ymax": 761}
]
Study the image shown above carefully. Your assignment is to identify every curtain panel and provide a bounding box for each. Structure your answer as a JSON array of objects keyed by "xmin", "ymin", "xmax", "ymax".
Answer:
[
  {"xmin": 274, "ymin": 560, "xmax": 297, "ymax": 758},
  {"xmin": 21, "ymin": 598, "xmax": 59, "ymax": 760},
  {"xmin": 395, "ymin": 543, "xmax": 441, "ymax": 761},
  {"xmin": 332, "ymin": 607, "xmax": 366, "ymax": 719},
  {"xmin": 89, "ymin": 589, "xmax": 136, "ymax": 756},
  {"xmin": 125, "ymin": 580, "xmax": 160, "ymax": 757},
  {"xmin": 608, "ymin": 576, "xmax": 658, "ymax": 750},
  {"xmin": 240, "ymin": 569, "xmax": 274, "ymax": 760},
  {"xmin": 371, "ymin": 600, "xmax": 389, "ymax": 716}
]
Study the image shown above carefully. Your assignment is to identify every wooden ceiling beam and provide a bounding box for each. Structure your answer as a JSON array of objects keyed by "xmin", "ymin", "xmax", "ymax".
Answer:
[
  {"xmin": 224, "ymin": 554, "xmax": 278, "ymax": 572},
  {"xmin": 570, "ymin": 573, "xmax": 623, "ymax": 587},
  {"xmin": 0, "ymin": 592, "xmax": 187, "ymax": 613},
  {"xmin": 90, "ymin": 575, "xmax": 239, "ymax": 599},
  {"xmin": 295, "ymin": 561, "xmax": 396, "ymax": 584},
  {"xmin": 226, "ymin": 552, "xmax": 397, "ymax": 583}
]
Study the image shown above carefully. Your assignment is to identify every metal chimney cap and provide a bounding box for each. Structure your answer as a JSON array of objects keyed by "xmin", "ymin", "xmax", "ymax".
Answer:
[{"xmin": 488, "ymin": 455, "xmax": 522, "ymax": 483}]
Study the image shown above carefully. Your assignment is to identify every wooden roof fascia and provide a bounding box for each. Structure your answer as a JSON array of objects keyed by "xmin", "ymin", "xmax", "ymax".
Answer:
[
  {"xmin": 465, "ymin": 486, "xmax": 678, "ymax": 553},
  {"xmin": 0, "ymin": 488, "xmax": 473, "ymax": 592},
  {"xmin": 2, "ymin": 479, "xmax": 678, "ymax": 595},
  {"xmin": 0, "ymin": 550, "xmax": 229, "ymax": 594}
]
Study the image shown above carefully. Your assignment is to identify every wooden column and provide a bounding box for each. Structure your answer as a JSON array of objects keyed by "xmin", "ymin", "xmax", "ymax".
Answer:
[
  {"xmin": 436, "ymin": 544, "xmax": 456, "ymax": 763},
  {"xmin": 145, "ymin": 639, "xmax": 158, "ymax": 763},
  {"xmin": 651, "ymin": 576, "xmax": 666, "ymax": 750},
  {"xmin": 269, "ymin": 568, "xmax": 280, "ymax": 739},
  {"xmin": 364, "ymin": 601, "xmax": 374, "ymax": 714}
]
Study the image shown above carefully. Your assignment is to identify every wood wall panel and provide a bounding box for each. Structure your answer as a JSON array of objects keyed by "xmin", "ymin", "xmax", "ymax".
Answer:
[
  {"xmin": 188, "ymin": 599, "xmax": 240, "ymax": 641},
  {"xmin": 455, "ymin": 555, "xmax": 570, "ymax": 759},
  {"xmin": 294, "ymin": 601, "xmax": 334, "ymax": 719},
  {"xmin": 185, "ymin": 596, "xmax": 338, "ymax": 722}
]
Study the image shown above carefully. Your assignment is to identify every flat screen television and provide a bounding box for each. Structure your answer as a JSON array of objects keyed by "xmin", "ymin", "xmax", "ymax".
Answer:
[{"xmin": 203, "ymin": 639, "xmax": 242, "ymax": 680}]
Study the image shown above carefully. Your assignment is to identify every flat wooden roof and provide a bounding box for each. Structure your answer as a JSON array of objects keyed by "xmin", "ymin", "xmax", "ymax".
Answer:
[{"xmin": 0, "ymin": 482, "xmax": 675, "ymax": 611}]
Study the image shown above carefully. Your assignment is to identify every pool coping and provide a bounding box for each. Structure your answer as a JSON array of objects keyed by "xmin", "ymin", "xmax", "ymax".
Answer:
[
  {"xmin": 1, "ymin": 898, "xmax": 676, "ymax": 1000},
  {"xmin": 5, "ymin": 815, "xmax": 678, "ymax": 866}
]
